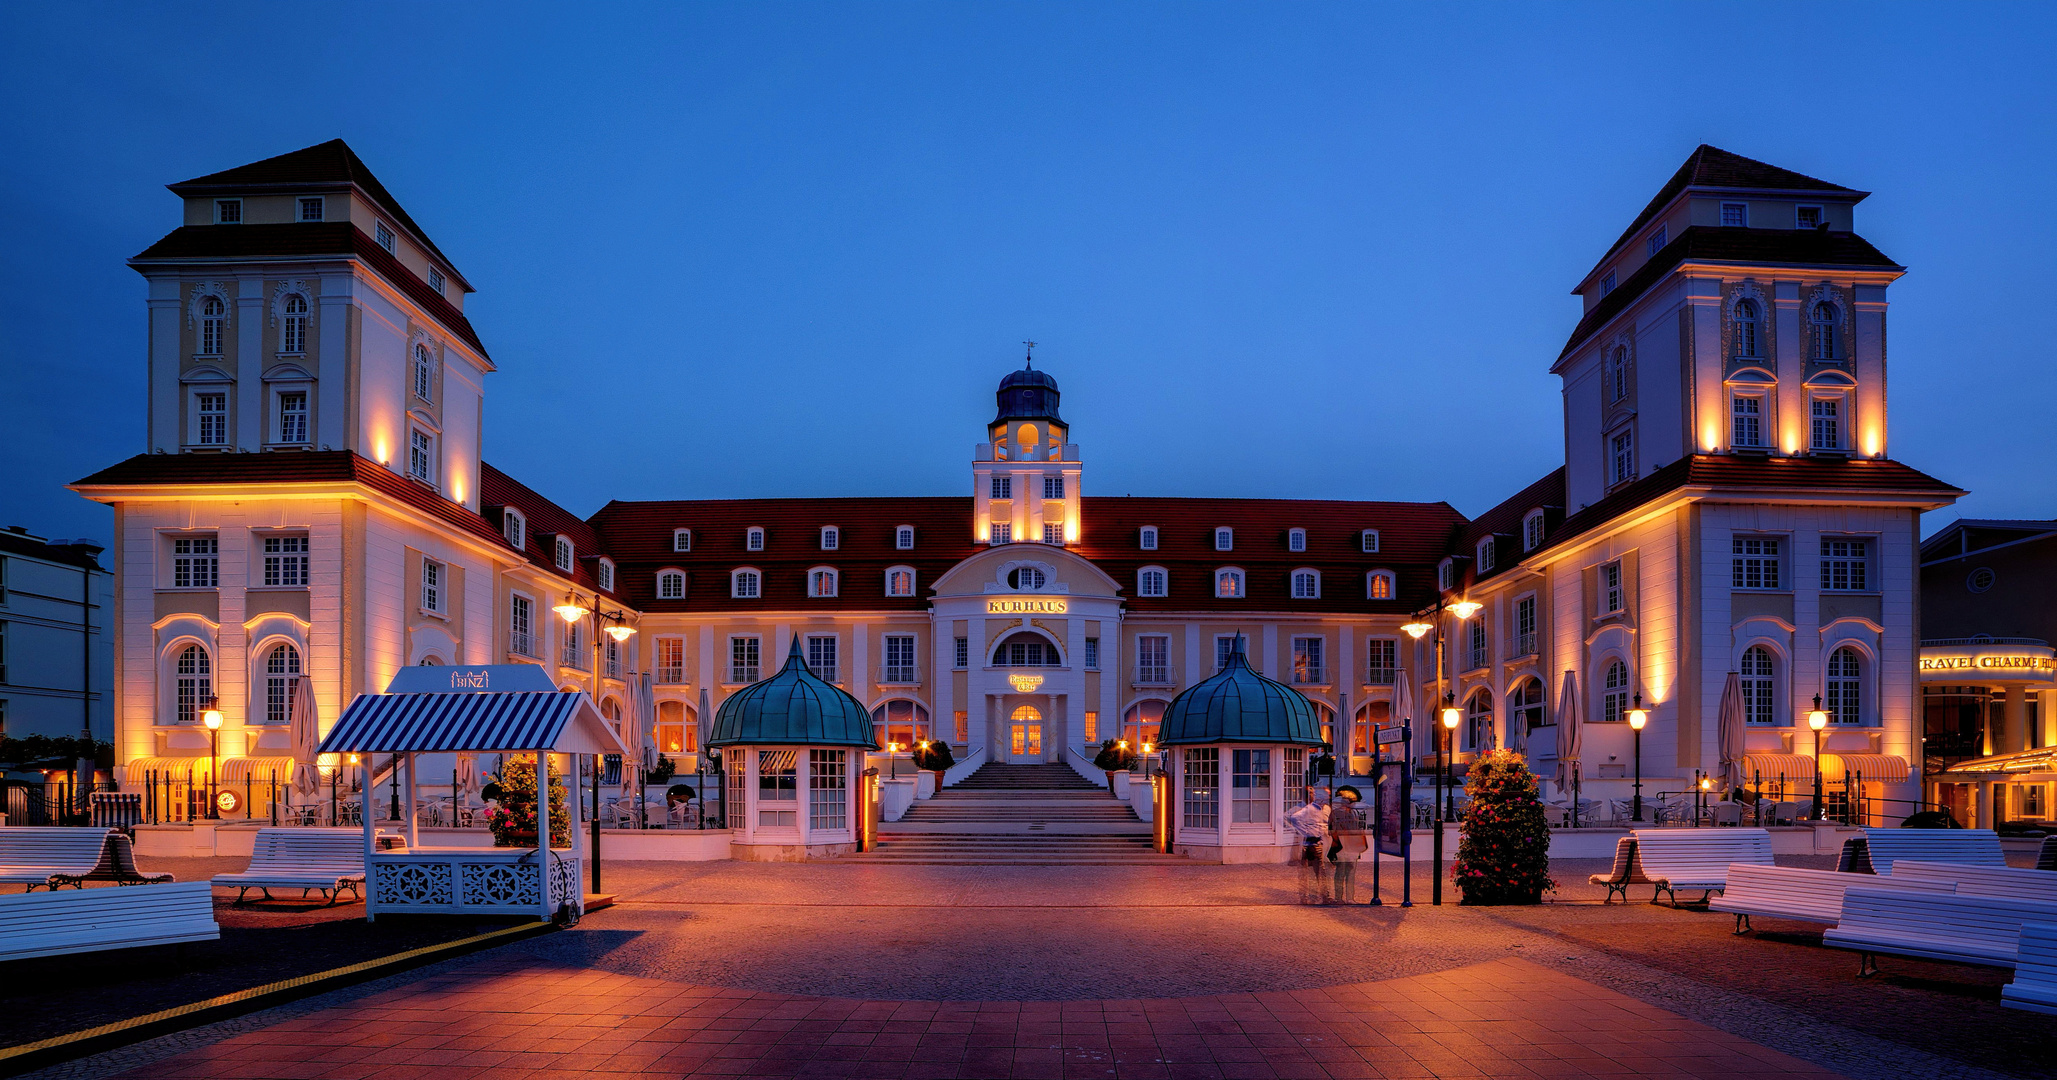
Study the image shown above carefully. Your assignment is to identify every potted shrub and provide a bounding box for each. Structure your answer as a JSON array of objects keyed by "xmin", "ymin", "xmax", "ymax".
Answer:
[
  {"xmin": 484, "ymin": 754, "xmax": 571, "ymax": 848},
  {"xmin": 1093, "ymin": 739, "xmax": 1139, "ymax": 796},
  {"xmin": 1450, "ymin": 749, "xmax": 1555, "ymax": 905},
  {"xmin": 643, "ymin": 755, "xmax": 677, "ymax": 787},
  {"xmin": 911, "ymin": 740, "xmax": 956, "ymax": 795}
]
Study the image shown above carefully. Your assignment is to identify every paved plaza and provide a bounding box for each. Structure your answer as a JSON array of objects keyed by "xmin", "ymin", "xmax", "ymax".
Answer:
[{"xmin": 12, "ymin": 855, "xmax": 2052, "ymax": 1080}]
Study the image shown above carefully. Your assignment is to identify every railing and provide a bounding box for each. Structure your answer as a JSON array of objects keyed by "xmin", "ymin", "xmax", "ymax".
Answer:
[
  {"xmin": 1466, "ymin": 649, "xmax": 1489, "ymax": 671},
  {"xmin": 561, "ymin": 643, "xmax": 588, "ymax": 671},
  {"xmin": 1362, "ymin": 667, "xmax": 1395, "ymax": 686},
  {"xmin": 508, "ymin": 631, "xmax": 535, "ymax": 658},
  {"xmin": 1288, "ymin": 664, "xmax": 1328, "ymax": 685},
  {"xmin": 728, "ymin": 666, "xmax": 759, "ymax": 684},
  {"xmin": 1515, "ymin": 632, "xmax": 1537, "ymax": 656},
  {"xmin": 807, "ymin": 663, "xmax": 839, "ymax": 683},
  {"xmin": 876, "ymin": 664, "xmax": 920, "ymax": 685},
  {"xmin": 656, "ymin": 663, "xmax": 689, "ymax": 685},
  {"xmin": 1132, "ymin": 663, "xmax": 1177, "ymax": 686}
]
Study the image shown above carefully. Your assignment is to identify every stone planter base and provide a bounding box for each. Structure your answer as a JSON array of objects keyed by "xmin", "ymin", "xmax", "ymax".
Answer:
[
  {"xmin": 730, "ymin": 840, "xmax": 859, "ymax": 862},
  {"xmin": 1173, "ymin": 842, "xmax": 1295, "ymax": 864}
]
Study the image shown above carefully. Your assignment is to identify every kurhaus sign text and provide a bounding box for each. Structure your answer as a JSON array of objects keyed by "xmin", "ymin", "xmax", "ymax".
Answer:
[{"xmin": 987, "ymin": 598, "xmax": 1068, "ymax": 615}]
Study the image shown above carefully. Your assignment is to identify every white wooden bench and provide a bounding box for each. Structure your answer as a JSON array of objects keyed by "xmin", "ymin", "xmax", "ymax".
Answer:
[
  {"xmin": 2003, "ymin": 921, "xmax": 2057, "ymax": 1015},
  {"xmin": 1822, "ymin": 887, "xmax": 2057, "ymax": 977},
  {"xmin": 0, "ymin": 880, "xmax": 218, "ymax": 962},
  {"xmin": 1630, "ymin": 828, "xmax": 1774, "ymax": 906},
  {"xmin": 50, "ymin": 831, "xmax": 175, "ymax": 888},
  {"xmin": 1710, "ymin": 864, "xmax": 1955, "ymax": 934},
  {"xmin": 210, "ymin": 827, "xmax": 366, "ymax": 905},
  {"xmin": 1843, "ymin": 828, "xmax": 2005, "ymax": 875},
  {"xmin": 1588, "ymin": 837, "xmax": 1661, "ymax": 903},
  {"xmin": 0, "ymin": 828, "xmax": 125, "ymax": 891},
  {"xmin": 1888, "ymin": 861, "xmax": 2057, "ymax": 904},
  {"xmin": 2037, "ymin": 836, "xmax": 2056, "ymax": 873}
]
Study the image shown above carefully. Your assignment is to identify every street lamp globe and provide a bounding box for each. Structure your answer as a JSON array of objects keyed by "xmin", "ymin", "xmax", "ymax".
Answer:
[
  {"xmin": 553, "ymin": 594, "xmax": 590, "ymax": 624},
  {"xmin": 1447, "ymin": 600, "xmax": 1482, "ymax": 620},
  {"xmin": 1808, "ymin": 695, "xmax": 1830, "ymax": 731},
  {"xmin": 201, "ymin": 698, "xmax": 223, "ymax": 730},
  {"xmin": 1401, "ymin": 621, "xmax": 1433, "ymax": 640},
  {"xmin": 1626, "ymin": 693, "xmax": 1648, "ymax": 731},
  {"xmin": 1440, "ymin": 704, "xmax": 1461, "ymax": 730},
  {"xmin": 604, "ymin": 624, "xmax": 636, "ymax": 642}
]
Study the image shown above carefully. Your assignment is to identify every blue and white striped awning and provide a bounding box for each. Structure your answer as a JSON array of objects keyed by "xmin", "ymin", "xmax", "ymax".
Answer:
[{"xmin": 317, "ymin": 691, "xmax": 626, "ymax": 755}]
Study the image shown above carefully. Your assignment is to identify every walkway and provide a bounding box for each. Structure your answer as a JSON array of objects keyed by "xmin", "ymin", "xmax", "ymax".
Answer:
[{"xmin": 867, "ymin": 763, "xmax": 1170, "ymax": 865}]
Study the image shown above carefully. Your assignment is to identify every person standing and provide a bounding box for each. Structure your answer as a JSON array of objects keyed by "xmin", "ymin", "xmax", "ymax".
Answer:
[
  {"xmin": 1286, "ymin": 788, "xmax": 1332, "ymax": 904},
  {"xmin": 1328, "ymin": 785, "xmax": 1368, "ymax": 904}
]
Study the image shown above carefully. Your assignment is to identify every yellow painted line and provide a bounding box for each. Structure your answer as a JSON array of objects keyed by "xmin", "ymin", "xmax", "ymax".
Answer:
[{"xmin": 0, "ymin": 920, "xmax": 548, "ymax": 1067}]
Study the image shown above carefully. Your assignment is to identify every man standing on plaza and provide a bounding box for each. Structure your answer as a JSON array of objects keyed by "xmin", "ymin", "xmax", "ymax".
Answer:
[
  {"xmin": 1287, "ymin": 788, "xmax": 1332, "ymax": 904},
  {"xmin": 1328, "ymin": 786, "xmax": 1368, "ymax": 904}
]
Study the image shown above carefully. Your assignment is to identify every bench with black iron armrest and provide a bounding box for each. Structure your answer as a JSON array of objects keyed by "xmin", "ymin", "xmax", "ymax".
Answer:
[
  {"xmin": 47, "ymin": 830, "xmax": 174, "ymax": 888},
  {"xmin": 1822, "ymin": 887, "xmax": 2057, "ymax": 977},
  {"xmin": 0, "ymin": 881, "xmax": 218, "ymax": 962},
  {"xmin": 2004, "ymin": 921, "xmax": 2057, "ymax": 1015},
  {"xmin": 0, "ymin": 827, "xmax": 165, "ymax": 891},
  {"xmin": 1839, "ymin": 828, "xmax": 2005, "ymax": 875},
  {"xmin": 1629, "ymin": 828, "xmax": 1774, "ymax": 907},
  {"xmin": 1710, "ymin": 864, "xmax": 1955, "ymax": 934},
  {"xmin": 1588, "ymin": 837, "xmax": 1659, "ymax": 903},
  {"xmin": 209, "ymin": 827, "xmax": 366, "ymax": 905}
]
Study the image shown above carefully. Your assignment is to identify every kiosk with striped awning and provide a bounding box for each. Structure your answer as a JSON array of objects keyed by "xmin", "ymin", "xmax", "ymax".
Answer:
[{"xmin": 319, "ymin": 665, "xmax": 627, "ymax": 922}]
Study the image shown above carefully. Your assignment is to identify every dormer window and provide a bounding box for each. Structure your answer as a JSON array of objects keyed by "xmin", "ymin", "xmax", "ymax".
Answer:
[
  {"xmin": 1214, "ymin": 527, "xmax": 1233, "ymax": 552},
  {"xmin": 598, "ymin": 558, "xmax": 615, "ymax": 593},
  {"xmin": 215, "ymin": 199, "xmax": 242, "ymax": 224},
  {"xmin": 895, "ymin": 526, "xmax": 915, "ymax": 550},
  {"xmin": 820, "ymin": 526, "xmax": 839, "ymax": 551},
  {"xmin": 1796, "ymin": 205, "xmax": 1823, "ymax": 229},
  {"xmin": 503, "ymin": 510, "xmax": 525, "ymax": 551},
  {"xmin": 375, "ymin": 221, "xmax": 396, "ymax": 253},
  {"xmin": 746, "ymin": 527, "xmax": 765, "ymax": 551},
  {"xmin": 1646, "ymin": 224, "xmax": 1666, "ymax": 256},
  {"xmin": 1214, "ymin": 568, "xmax": 1245, "ymax": 598},
  {"xmin": 1366, "ymin": 570, "xmax": 1395, "ymax": 600},
  {"xmin": 658, "ymin": 570, "xmax": 686, "ymax": 599},
  {"xmin": 298, "ymin": 196, "xmax": 324, "ymax": 222},
  {"xmin": 428, "ymin": 267, "xmax": 445, "ymax": 295},
  {"xmin": 554, "ymin": 537, "xmax": 574, "ymax": 573},
  {"xmin": 1522, "ymin": 510, "xmax": 1545, "ymax": 552},
  {"xmin": 1139, "ymin": 526, "xmax": 1158, "ymax": 551},
  {"xmin": 1287, "ymin": 528, "xmax": 1306, "ymax": 552},
  {"xmin": 1599, "ymin": 271, "xmax": 1616, "ymax": 296},
  {"xmin": 808, "ymin": 568, "xmax": 839, "ymax": 598},
  {"xmin": 1720, "ymin": 202, "xmax": 1748, "ymax": 227},
  {"xmin": 1361, "ymin": 529, "xmax": 1379, "ymax": 553},
  {"xmin": 672, "ymin": 528, "xmax": 691, "ymax": 553},
  {"xmin": 1476, "ymin": 538, "xmax": 1496, "ymax": 573},
  {"xmin": 1437, "ymin": 559, "xmax": 1454, "ymax": 592}
]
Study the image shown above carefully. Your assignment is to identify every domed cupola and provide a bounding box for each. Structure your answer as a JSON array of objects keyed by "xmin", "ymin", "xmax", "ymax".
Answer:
[
  {"xmin": 1158, "ymin": 636, "xmax": 1324, "ymax": 747},
  {"xmin": 710, "ymin": 637, "xmax": 878, "ymax": 750},
  {"xmin": 993, "ymin": 361, "xmax": 1063, "ymax": 425}
]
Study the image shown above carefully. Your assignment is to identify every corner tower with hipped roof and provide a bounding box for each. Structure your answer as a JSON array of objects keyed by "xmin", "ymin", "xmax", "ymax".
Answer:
[{"xmin": 974, "ymin": 357, "xmax": 1083, "ymax": 547}]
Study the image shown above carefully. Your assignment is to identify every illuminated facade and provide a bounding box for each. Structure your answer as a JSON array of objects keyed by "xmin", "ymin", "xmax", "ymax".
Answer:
[{"xmin": 75, "ymin": 141, "xmax": 1960, "ymax": 826}]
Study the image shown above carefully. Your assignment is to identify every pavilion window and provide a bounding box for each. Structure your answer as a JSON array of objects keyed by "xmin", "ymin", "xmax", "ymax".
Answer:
[
  {"xmin": 1231, "ymin": 749, "xmax": 1271, "ymax": 824},
  {"xmin": 1182, "ymin": 748, "xmax": 1219, "ymax": 830},
  {"xmin": 809, "ymin": 749, "xmax": 847, "ymax": 831},
  {"xmin": 726, "ymin": 748, "xmax": 746, "ymax": 826},
  {"xmin": 757, "ymin": 749, "xmax": 797, "ymax": 827}
]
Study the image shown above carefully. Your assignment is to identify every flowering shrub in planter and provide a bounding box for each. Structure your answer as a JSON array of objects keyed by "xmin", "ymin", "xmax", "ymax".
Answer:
[
  {"xmin": 1451, "ymin": 749, "xmax": 1555, "ymax": 905},
  {"xmin": 1093, "ymin": 739, "xmax": 1139, "ymax": 795},
  {"xmin": 485, "ymin": 754, "xmax": 571, "ymax": 848}
]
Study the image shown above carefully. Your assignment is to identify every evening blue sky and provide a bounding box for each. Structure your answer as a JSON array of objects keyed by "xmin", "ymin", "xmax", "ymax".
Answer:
[{"xmin": 4, "ymin": 3, "xmax": 2054, "ymax": 547}]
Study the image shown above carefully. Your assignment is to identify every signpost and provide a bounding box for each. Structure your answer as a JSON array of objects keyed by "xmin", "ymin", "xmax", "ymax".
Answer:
[{"xmin": 1371, "ymin": 724, "xmax": 1412, "ymax": 907}]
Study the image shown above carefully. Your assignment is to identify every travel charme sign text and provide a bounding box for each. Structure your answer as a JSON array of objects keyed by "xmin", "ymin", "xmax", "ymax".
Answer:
[
  {"xmin": 1919, "ymin": 654, "xmax": 2056, "ymax": 673},
  {"xmin": 987, "ymin": 598, "xmax": 1068, "ymax": 614}
]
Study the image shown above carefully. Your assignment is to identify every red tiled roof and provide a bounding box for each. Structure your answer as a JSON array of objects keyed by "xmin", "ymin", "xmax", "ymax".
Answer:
[
  {"xmin": 1558, "ymin": 226, "xmax": 1900, "ymax": 363},
  {"xmin": 1527, "ymin": 455, "xmax": 1962, "ymax": 564},
  {"xmin": 1451, "ymin": 469, "xmax": 1567, "ymax": 590},
  {"xmin": 480, "ymin": 464, "xmax": 607, "ymax": 595},
  {"xmin": 131, "ymin": 222, "xmax": 489, "ymax": 360},
  {"xmin": 70, "ymin": 451, "xmax": 517, "ymax": 555},
  {"xmin": 169, "ymin": 139, "xmax": 467, "ymax": 287},
  {"xmin": 1597, "ymin": 146, "xmax": 1865, "ymax": 273}
]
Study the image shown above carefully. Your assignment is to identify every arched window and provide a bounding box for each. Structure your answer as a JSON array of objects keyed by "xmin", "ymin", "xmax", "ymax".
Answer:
[
  {"xmin": 871, "ymin": 700, "xmax": 930, "ymax": 748},
  {"xmin": 1509, "ymin": 678, "xmax": 1546, "ymax": 733},
  {"xmin": 993, "ymin": 631, "xmax": 1060, "ymax": 667},
  {"xmin": 1137, "ymin": 567, "xmax": 1167, "ymax": 598},
  {"xmin": 1609, "ymin": 346, "xmax": 1629, "ymax": 402},
  {"xmin": 199, "ymin": 296, "xmax": 225, "ymax": 355},
  {"xmin": 413, "ymin": 342, "xmax": 435, "ymax": 402},
  {"xmin": 1601, "ymin": 659, "xmax": 1631, "ymax": 723},
  {"xmin": 656, "ymin": 699, "xmax": 697, "ymax": 754},
  {"xmin": 1809, "ymin": 301, "xmax": 1838, "ymax": 360},
  {"xmin": 1734, "ymin": 298, "xmax": 1760, "ymax": 358},
  {"xmin": 1006, "ymin": 566, "xmax": 1046, "ymax": 590},
  {"xmin": 1826, "ymin": 647, "xmax": 1863, "ymax": 725},
  {"xmin": 884, "ymin": 566, "xmax": 915, "ymax": 597},
  {"xmin": 174, "ymin": 644, "xmax": 211, "ymax": 725},
  {"xmin": 1123, "ymin": 700, "xmax": 1166, "ymax": 749},
  {"xmin": 731, "ymin": 568, "xmax": 760, "ymax": 599},
  {"xmin": 1366, "ymin": 570, "xmax": 1395, "ymax": 600},
  {"xmin": 263, "ymin": 644, "xmax": 301, "ymax": 725},
  {"xmin": 657, "ymin": 570, "xmax": 686, "ymax": 600},
  {"xmin": 808, "ymin": 567, "xmax": 838, "ymax": 598},
  {"xmin": 1215, "ymin": 568, "xmax": 1245, "ymax": 599},
  {"xmin": 1465, "ymin": 689, "xmax": 1494, "ymax": 752},
  {"xmin": 281, "ymin": 293, "xmax": 308, "ymax": 353},
  {"xmin": 1740, "ymin": 646, "xmax": 1776, "ymax": 725},
  {"xmin": 1291, "ymin": 569, "xmax": 1320, "ymax": 599}
]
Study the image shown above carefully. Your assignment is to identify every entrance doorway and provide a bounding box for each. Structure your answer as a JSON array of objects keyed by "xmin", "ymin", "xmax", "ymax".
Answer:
[{"xmin": 1010, "ymin": 705, "xmax": 1044, "ymax": 763}]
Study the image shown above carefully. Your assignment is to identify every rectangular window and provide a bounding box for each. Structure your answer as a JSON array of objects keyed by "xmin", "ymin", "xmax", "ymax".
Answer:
[
  {"xmin": 1647, "ymin": 224, "xmax": 1666, "ymax": 255},
  {"xmin": 806, "ymin": 635, "xmax": 838, "ymax": 682},
  {"xmin": 809, "ymin": 749, "xmax": 847, "ymax": 832},
  {"xmin": 991, "ymin": 476, "xmax": 1011, "ymax": 499},
  {"xmin": 1083, "ymin": 637, "xmax": 1099, "ymax": 671},
  {"xmin": 510, "ymin": 595, "xmax": 534, "ymax": 657},
  {"xmin": 1721, "ymin": 202, "xmax": 1748, "ymax": 227},
  {"xmin": 171, "ymin": 537, "xmax": 218, "ymax": 589},
  {"xmin": 409, "ymin": 429, "xmax": 434, "ymax": 483},
  {"xmin": 896, "ymin": 526, "xmax": 914, "ymax": 550},
  {"xmin": 1082, "ymin": 711, "xmax": 1098, "ymax": 743},
  {"xmin": 758, "ymin": 749, "xmax": 797, "ymax": 828},
  {"xmin": 1137, "ymin": 636, "xmax": 1170, "ymax": 683},
  {"xmin": 605, "ymin": 637, "xmax": 621, "ymax": 678},
  {"xmin": 1438, "ymin": 561, "xmax": 1454, "ymax": 591},
  {"xmin": 1516, "ymin": 596, "xmax": 1536, "ymax": 656},
  {"xmin": 1140, "ymin": 527, "xmax": 1158, "ymax": 550},
  {"xmin": 1601, "ymin": 562, "xmax": 1623, "ymax": 614},
  {"xmin": 262, "ymin": 536, "xmax": 309, "ymax": 587},
  {"xmin": 215, "ymin": 199, "xmax": 242, "ymax": 223},
  {"xmin": 420, "ymin": 558, "xmax": 442, "ymax": 613},
  {"xmin": 1139, "ymin": 569, "xmax": 1166, "ymax": 597},
  {"xmin": 375, "ymin": 221, "xmax": 396, "ymax": 252},
  {"xmin": 746, "ymin": 528, "xmax": 764, "ymax": 551},
  {"xmin": 1467, "ymin": 617, "xmax": 1488, "ymax": 671},
  {"xmin": 954, "ymin": 636, "xmax": 969, "ymax": 670},
  {"xmin": 197, "ymin": 393, "xmax": 227, "ymax": 445},
  {"xmin": 821, "ymin": 527, "xmax": 839, "ymax": 550},
  {"xmin": 597, "ymin": 560, "xmax": 614, "ymax": 592},
  {"xmin": 1600, "ymin": 270, "xmax": 1615, "ymax": 295},
  {"xmin": 1366, "ymin": 639, "xmax": 1396, "ymax": 685},
  {"xmin": 562, "ymin": 621, "xmax": 584, "ymax": 669},
  {"xmin": 1731, "ymin": 394, "xmax": 1762, "ymax": 448},
  {"xmin": 1214, "ymin": 528, "xmax": 1233, "ymax": 551},
  {"xmin": 657, "ymin": 637, "xmax": 686, "ymax": 683},
  {"xmin": 1182, "ymin": 748, "xmax": 1219, "ymax": 830},
  {"xmin": 298, "ymin": 196, "xmax": 324, "ymax": 222},
  {"xmin": 428, "ymin": 267, "xmax": 445, "ymax": 294},
  {"xmin": 1292, "ymin": 637, "xmax": 1323, "ymax": 684},
  {"xmin": 1231, "ymin": 748, "xmax": 1271, "ymax": 824},
  {"xmin": 1610, "ymin": 428, "xmax": 1635, "ymax": 485},
  {"xmin": 730, "ymin": 637, "xmax": 761, "ymax": 683},
  {"xmin": 1811, "ymin": 398, "xmax": 1841, "ymax": 450},
  {"xmin": 1043, "ymin": 522, "xmax": 1063, "ymax": 545},
  {"xmin": 991, "ymin": 522, "xmax": 1011, "ymax": 545},
  {"xmin": 281, "ymin": 307, "xmax": 307, "ymax": 352},
  {"xmin": 555, "ymin": 538, "xmax": 573, "ymax": 572},
  {"xmin": 883, "ymin": 635, "xmax": 917, "ymax": 683},
  {"xmin": 673, "ymin": 529, "xmax": 691, "ymax": 552},
  {"xmin": 1742, "ymin": 669, "xmax": 1775, "ymax": 726},
  {"xmin": 278, "ymin": 391, "xmax": 308, "ymax": 443},
  {"xmin": 1043, "ymin": 476, "xmax": 1064, "ymax": 499},
  {"xmin": 1216, "ymin": 636, "xmax": 1237, "ymax": 672},
  {"xmin": 1288, "ymin": 529, "xmax": 1306, "ymax": 552},
  {"xmin": 954, "ymin": 710, "xmax": 968, "ymax": 743},
  {"xmin": 1732, "ymin": 537, "xmax": 1782, "ymax": 590},
  {"xmin": 1796, "ymin": 205, "xmax": 1823, "ymax": 229},
  {"xmin": 1477, "ymin": 538, "xmax": 1495, "ymax": 573},
  {"xmin": 1361, "ymin": 530, "xmax": 1379, "ymax": 553},
  {"xmin": 1820, "ymin": 538, "xmax": 1870, "ymax": 592}
]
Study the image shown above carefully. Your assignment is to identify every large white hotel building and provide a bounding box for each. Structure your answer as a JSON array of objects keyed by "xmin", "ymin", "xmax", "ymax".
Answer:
[{"xmin": 73, "ymin": 141, "xmax": 1962, "ymax": 821}]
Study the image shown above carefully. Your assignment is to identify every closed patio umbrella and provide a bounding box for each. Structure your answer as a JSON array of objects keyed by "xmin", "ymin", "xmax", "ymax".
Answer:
[
  {"xmin": 289, "ymin": 674, "xmax": 321, "ymax": 797},
  {"xmin": 1393, "ymin": 667, "xmax": 1414, "ymax": 755},
  {"xmin": 621, "ymin": 672, "xmax": 653, "ymax": 802},
  {"xmin": 454, "ymin": 753, "xmax": 480, "ymax": 799},
  {"xmin": 1717, "ymin": 670, "xmax": 1746, "ymax": 794},
  {"xmin": 1554, "ymin": 670, "xmax": 1581, "ymax": 795},
  {"xmin": 1505, "ymin": 693, "xmax": 1526, "ymax": 757}
]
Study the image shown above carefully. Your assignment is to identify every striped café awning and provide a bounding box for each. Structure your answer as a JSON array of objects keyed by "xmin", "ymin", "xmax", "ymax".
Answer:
[
  {"xmin": 1820, "ymin": 753, "xmax": 1912, "ymax": 783},
  {"xmin": 317, "ymin": 691, "xmax": 626, "ymax": 756},
  {"xmin": 1742, "ymin": 753, "xmax": 1817, "ymax": 782}
]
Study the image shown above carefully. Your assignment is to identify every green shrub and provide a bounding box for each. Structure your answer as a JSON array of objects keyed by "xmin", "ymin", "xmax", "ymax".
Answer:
[
  {"xmin": 484, "ymin": 754, "xmax": 571, "ymax": 848},
  {"xmin": 1450, "ymin": 749, "xmax": 1555, "ymax": 905}
]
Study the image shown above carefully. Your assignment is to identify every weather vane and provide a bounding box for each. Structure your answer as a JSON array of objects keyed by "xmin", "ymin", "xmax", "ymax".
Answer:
[{"xmin": 1023, "ymin": 340, "xmax": 1037, "ymax": 368}]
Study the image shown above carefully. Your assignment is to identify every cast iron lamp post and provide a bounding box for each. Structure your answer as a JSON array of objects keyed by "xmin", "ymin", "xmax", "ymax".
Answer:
[
  {"xmin": 201, "ymin": 697, "xmax": 223, "ymax": 819},
  {"xmin": 555, "ymin": 591, "xmax": 637, "ymax": 896},
  {"xmin": 1433, "ymin": 695, "xmax": 1460, "ymax": 906},
  {"xmin": 1626, "ymin": 693, "xmax": 1648, "ymax": 822},
  {"xmin": 1808, "ymin": 695, "xmax": 1830, "ymax": 820}
]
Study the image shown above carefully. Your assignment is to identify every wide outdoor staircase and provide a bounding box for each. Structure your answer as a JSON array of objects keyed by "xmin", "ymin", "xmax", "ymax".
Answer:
[{"xmin": 859, "ymin": 762, "xmax": 1183, "ymax": 865}]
